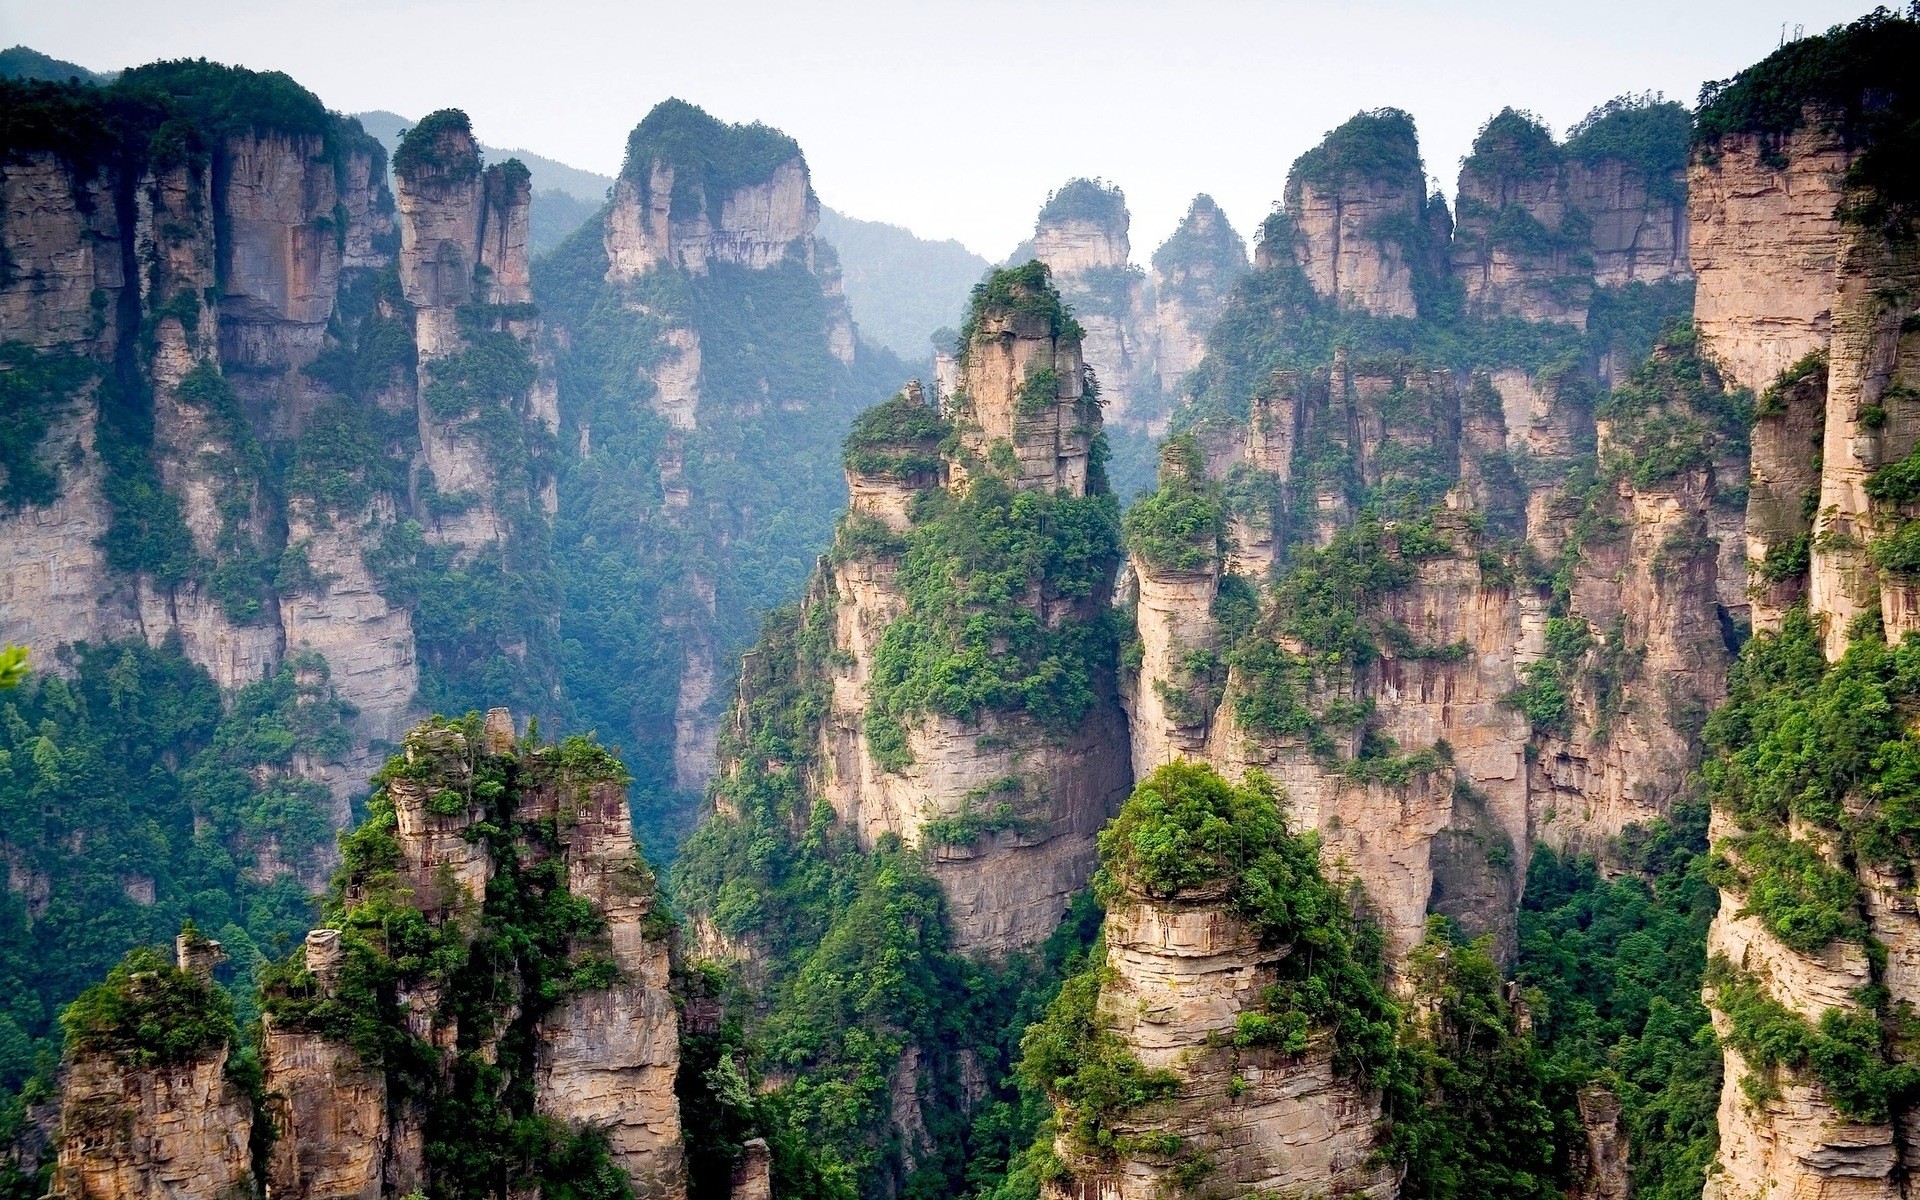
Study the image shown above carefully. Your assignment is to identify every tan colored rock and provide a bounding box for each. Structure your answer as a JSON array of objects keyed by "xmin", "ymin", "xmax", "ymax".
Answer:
[
  {"xmin": 0, "ymin": 153, "xmax": 124, "ymax": 355},
  {"xmin": 1031, "ymin": 187, "xmax": 1154, "ymax": 427},
  {"xmin": 1044, "ymin": 890, "xmax": 1393, "ymax": 1200},
  {"xmin": 1811, "ymin": 224, "xmax": 1920, "ymax": 658},
  {"xmin": 1569, "ymin": 1084, "xmax": 1630, "ymax": 1200},
  {"xmin": 605, "ymin": 157, "xmax": 817, "ymax": 280},
  {"xmin": 950, "ymin": 293, "xmax": 1096, "ymax": 497},
  {"xmin": 536, "ymin": 776, "xmax": 685, "ymax": 1200},
  {"xmin": 262, "ymin": 1024, "xmax": 389, "ymax": 1200},
  {"xmin": 730, "ymin": 1138, "xmax": 773, "ymax": 1200},
  {"xmin": 1566, "ymin": 156, "xmax": 1691, "ymax": 286},
  {"xmin": 1747, "ymin": 359, "xmax": 1826, "ymax": 631},
  {"xmin": 51, "ymin": 1047, "xmax": 254, "ymax": 1200},
  {"xmin": 1690, "ymin": 123, "xmax": 1852, "ymax": 393},
  {"xmin": 1452, "ymin": 132, "xmax": 1589, "ymax": 327}
]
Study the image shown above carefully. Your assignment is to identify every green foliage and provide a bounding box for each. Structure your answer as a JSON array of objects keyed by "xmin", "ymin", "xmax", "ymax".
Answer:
[
  {"xmin": 1695, "ymin": 7, "xmax": 1920, "ymax": 225},
  {"xmin": 1704, "ymin": 606, "xmax": 1920, "ymax": 878},
  {"xmin": 1464, "ymin": 108, "xmax": 1561, "ymax": 180},
  {"xmin": 1289, "ymin": 108, "xmax": 1425, "ymax": 197},
  {"xmin": 1596, "ymin": 322, "xmax": 1751, "ymax": 488},
  {"xmin": 1519, "ymin": 818, "xmax": 1723, "ymax": 1200},
  {"xmin": 115, "ymin": 58, "xmax": 331, "ymax": 142},
  {"xmin": 674, "ymin": 605, "xmax": 1110, "ymax": 1200},
  {"xmin": 842, "ymin": 389, "xmax": 951, "ymax": 478},
  {"xmin": 1564, "ymin": 94, "xmax": 1692, "ymax": 199},
  {"xmin": 1706, "ymin": 956, "xmax": 1920, "ymax": 1122},
  {"xmin": 0, "ymin": 640, "xmax": 348, "ymax": 1107},
  {"xmin": 1121, "ymin": 438, "xmax": 1223, "ymax": 573},
  {"xmin": 621, "ymin": 99, "xmax": 801, "ymax": 220},
  {"xmin": 865, "ymin": 476, "xmax": 1119, "ymax": 740},
  {"xmin": 1094, "ymin": 764, "xmax": 1401, "ymax": 1079},
  {"xmin": 393, "ymin": 108, "xmax": 479, "ymax": 180},
  {"xmin": 263, "ymin": 720, "xmax": 655, "ymax": 1200},
  {"xmin": 959, "ymin": 262, "xmax": 1085, "ymax": 361},
  {"xmin": 1388, "ymin": 919, "xmax": 1573, "ymax": 1200},
  {"xmin": 1036, "ymin": 179, "xmax": 1127, "ymax": 228},
  {"xmin": 1268, "ymin": 514, "xmax": 1447, "ymax": 664},
  {"xmin": 0, "ymin": 342, "xmax": 95, "ymax": 509},
  {"xmin": 1015, "ymin": 955, "xmax": 1179, "ymax": 1159},
  {"xmin": 60, "ymin": 936, "xmax": 235, "ymax": 1065},
  {"xmin": 1707, "ymin": 828, "xmax": 1867, "ymax": 952},
  {"xmin": 1149, "ymin": 196, "xmax": 1249, "ymax": 307},
  {"xmin": 1506, "ymin": 617, "xmax": 1594, "ymax": 734}
]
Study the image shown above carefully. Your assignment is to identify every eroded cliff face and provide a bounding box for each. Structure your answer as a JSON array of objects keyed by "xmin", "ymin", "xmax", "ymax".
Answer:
[
  {"xmin": 1030, "ymin": 181, "xmax": 1155, "ymax": 430},
  {"xmin": 259, "ymin": 712, "xmax": 685, "ymax": 1200},
  {"xmin": 50, "ymin": 937, "xmax": 254, "ymax": 1200},
  {"xmin": 807, "ymin": 281, "xmax": 1129, "ymax": 954},
  {"xmin": 1124, "ymin": 336, "xmax": 1737, "ymax": 968},
  {"xmin": 1283, "ymin": 171, "xmax": 1426, "ymax": 320},
  {"xmin": 1044, "ymin": 889, "xmax": 1393, "ymax": 1200},
  {"xmin": 1690, "ymin": 123, "xmax": 1852, "ymax": 395},
  {"xmin": 1692, "ymin": 77, "xmax": 1920, "ymax": 1198},
  {"xmin": 1150, "ymin": 195, "xmax": 1249, "ymax": 395},
  {"xmin": 1450, "ymin": 108, "xmax": 1693, "ymax": 329},
  {"xmin": 0, "ymin": 90, "xmax": 427, "ymax": 834}
]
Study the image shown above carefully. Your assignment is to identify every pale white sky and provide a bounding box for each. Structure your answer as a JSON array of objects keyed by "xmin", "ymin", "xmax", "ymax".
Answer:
[{"xmin": 2, "ymin": 0, "xmax": 1877, "ymax": 259}]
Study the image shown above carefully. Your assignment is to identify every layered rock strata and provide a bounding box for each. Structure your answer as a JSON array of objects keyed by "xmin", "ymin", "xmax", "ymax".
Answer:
[
  {"xmin": 1029, "ymin": 179, "xmax": 1155, "ymax": 428},
  {"xmin": 807, "ymin": 275, "xmax": 1129, "ymax": 954},
  {"xmin": 1125, "ymin": 342, "xmax": 1735, "ymax": 966},
  {"xmin": 259, "ymin": 711, "xmax": 685, "ymax": 1200},
  {"xmin": 1149, "ymin": 195, "xmax": 1249, "ymax": 394},
  {"xmin": 597, "ymin": 100, "xmax": 860, "ymax": 792},
  {"xmin": 1042, "ymin": 885, "xmax": 1393, "ymax": 1200},
  {"xmin": 49, "ymin": 936, "xmax": 255, "ymax": 1200},
  {"xmin": 0, "ymin": 77, "xmax": 422, "ymax": 824}
]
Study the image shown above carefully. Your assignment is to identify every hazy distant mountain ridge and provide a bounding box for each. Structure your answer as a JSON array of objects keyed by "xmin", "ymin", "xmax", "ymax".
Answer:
[{"xmin": 815, "ymin": 207, "xmax": 992, "ymax": 358}]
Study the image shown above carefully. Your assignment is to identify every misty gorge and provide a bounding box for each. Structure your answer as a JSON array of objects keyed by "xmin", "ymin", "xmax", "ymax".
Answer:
[{"xmin": 1, "ymin": 3, "xmax": 1918, "ymax": 1199}]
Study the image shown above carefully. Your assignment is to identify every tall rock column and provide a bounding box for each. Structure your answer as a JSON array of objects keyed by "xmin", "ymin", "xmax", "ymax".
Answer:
[
  {"xmin": 1033, "ymin": 764, "xmax": 1395, "ymax": 1200},
  {"xmin": 593, "ymin": 98, "xmax": 857, "ymax": 794},
  {"xmin": 1277, "ymin": 108, "xmax": 1440, "ymax": 319},
  {"xmin": 1692, "ymin": 20, "xmax": 1920, "ymax": 1199},
  {"xmin": 1029, "ymin": 179, "xmax": 1156, "ymax": 429},
  {"xmin": 1450, "ymin": 108, "xmax": 1591, "ymax": 327},
  {"xmin": 394, "ymin": 109, "xmax": 539, "ymax": 556},
  {"xmin": 50, "ymin": 933, "xmax": 254, "ymax": 1200},
  {"xmin": 808, "ymin": 262, "xmax": 1130, "ymax": 953},
  {"xmin": 1149, "ymin": 194, "xmax": 1249, "ymax": 395}
]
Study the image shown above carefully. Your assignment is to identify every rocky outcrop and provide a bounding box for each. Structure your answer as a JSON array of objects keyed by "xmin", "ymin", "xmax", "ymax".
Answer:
[
  {"xmin": 1044, "ymin": 885, "xmax": 1393, "ymax": 1200},
  {"xmin": 1126, "ymin": 327, "xmax": 1739, "ymax": 965},
  {"xmin": 259, "ymin": 712, "xmax": 685, "ymax": 1200},
  {"xmin": 534, "ymin": 751, "xmax": 686, "ymax": 1197},
  {"xmin": 605, "ymin": 99, "xmax": 822, "ymax": 281},
  {"xmin": 1150, "ymin": 195, "xmax": 1249, "ymax": 394},
  {"xmin": 1451, "ymin": 110, "xmax": 1592, "ymax": 327},
  {"xmin": 0, "ymin": 74, "xmax": 422, "ymax": 842},
  {"xmin": 1276, "ymin": 109, "xmax": 1436, "ymax": 319},
  {"xmin": 1690, "ymin": 123, "xmax": 1852, "ymax": 394},
  {"xmin": 50, "ymin": 937, "xmax": 254, "ymax": 1200},
  {"xmin": 1029, "ymin": 179, "xmax": 1155, "ymax": 428},
  {"xmin": 394, "ymin": 111, "xmax": 541, "ymax": 554},
  {"xmin": 806, "ymin": 269, "xmax": 1129, "ymax": 954}
]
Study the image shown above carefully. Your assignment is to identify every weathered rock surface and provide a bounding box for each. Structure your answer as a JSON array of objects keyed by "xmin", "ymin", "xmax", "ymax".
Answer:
[
  {"xmin": 1044, "ymin": 890, "xmax": 1393, "ymax": 1200},
  {"xmin": 1690, "ymin": 123, "xmax": 1852, "ymax": 394},
  {"xmin": 51, "ymin": 1049, "xmax": 255, "ymax": 1200},
  {"xmin": 1149, "ymin": 195, "xmax": 1248, "ymax": 396},
  {"xmin": 1029, "ymin": 182, "xmax": 1155, "ymax": 427}
]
